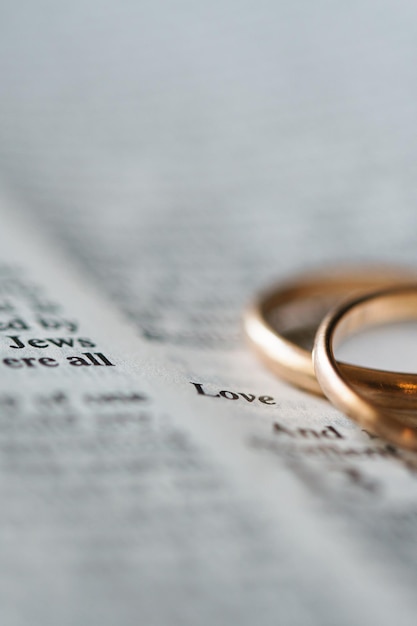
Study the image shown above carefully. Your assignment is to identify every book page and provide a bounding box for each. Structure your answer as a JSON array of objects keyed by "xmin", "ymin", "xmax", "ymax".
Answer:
[
  {"xmin": 11, "ymin": 168, "xmax": 417, "ymax": 589},
  {"xmin": 2, "ymin": 1, "xmax": 417, "ymax": 623},
  {"xmin": 0, "ymin": 192, "xmax": 358, "ymax": 625},
  {"xmin": 3, "ymin": 190, "xmax": 413, "ymax": 625}
]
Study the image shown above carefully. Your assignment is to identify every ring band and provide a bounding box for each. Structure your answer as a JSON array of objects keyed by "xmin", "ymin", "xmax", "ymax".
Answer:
[
  {"xmin": 243, "ymin": 267, "xmax": 416, "ymax": 395},
  {"xmin": 313, "ymin": 284, "xmax": 417, "ymax": 450}
]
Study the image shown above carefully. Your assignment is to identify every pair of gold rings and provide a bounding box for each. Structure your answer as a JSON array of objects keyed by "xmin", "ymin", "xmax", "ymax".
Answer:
[{"xmin": 243, "ymin": 267, "xmax": 417, "ymax": 450}]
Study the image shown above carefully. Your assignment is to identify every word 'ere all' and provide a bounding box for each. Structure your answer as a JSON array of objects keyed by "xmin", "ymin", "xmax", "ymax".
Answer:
[{"xmin": 2, "ymin": 353, "xmax": 115, "ymax": 368}]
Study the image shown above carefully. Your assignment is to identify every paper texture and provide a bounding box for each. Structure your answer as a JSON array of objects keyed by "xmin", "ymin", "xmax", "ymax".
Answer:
[
  {"xmin": 0, "ymin": 194, "xmax": 343, "ymax": 625},
  {"xmin": 3, "ymin": 187, "xmax": 414, "ymax": 626},
  {"xmin": 2, "ymin": 1, "xmax": 417, "ymax": 624},
  {"xmin": 0, "ymin": 188, "xmax": 416, "ymax": 626}
]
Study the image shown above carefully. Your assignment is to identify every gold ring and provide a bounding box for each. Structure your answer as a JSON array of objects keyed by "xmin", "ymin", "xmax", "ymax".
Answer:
[
  {"xmin": 243, "ymin": 267, "xmax": 415, "ymax": 396},
  {"xmin": 314, "ymin": 284, "xmax": 417, "ymax": 450}
]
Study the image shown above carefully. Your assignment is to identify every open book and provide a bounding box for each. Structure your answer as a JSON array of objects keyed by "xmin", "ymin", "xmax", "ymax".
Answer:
[
  {"xmin": 1, "ymin": 2, "xmax": 417, "ymax": 624},
  {"xmin": 1, "ymin": 190, "xmax": 417, "ymax": 626}
]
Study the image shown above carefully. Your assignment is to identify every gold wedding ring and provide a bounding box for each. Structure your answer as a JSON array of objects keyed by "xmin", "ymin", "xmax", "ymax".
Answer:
[
  {"xmin": 314, "ymin": 285, "xmax": 417, "ymax": 450},
  {"xmin": 244, "ymin": 267, "xmax": 415, "ymax": 395}
]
